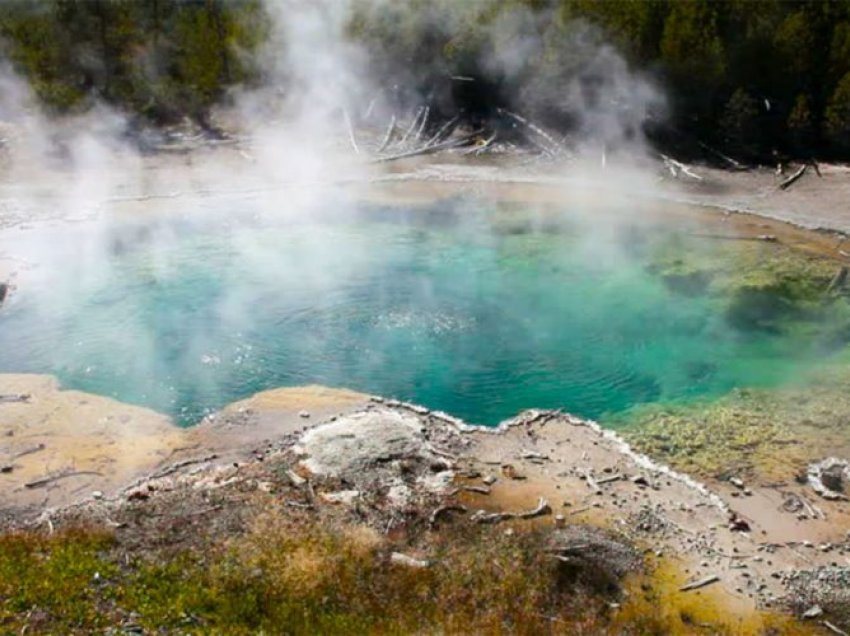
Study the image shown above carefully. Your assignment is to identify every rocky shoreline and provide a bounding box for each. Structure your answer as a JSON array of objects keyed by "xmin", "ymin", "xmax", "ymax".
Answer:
[{"xmin": 2, "ymin": 377, "xmax": 849, "ymax": 633}]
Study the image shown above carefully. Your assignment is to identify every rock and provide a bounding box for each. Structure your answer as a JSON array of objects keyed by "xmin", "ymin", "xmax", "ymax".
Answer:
[
  {"xmin": 286, "ymin": 469, "xmax": 306, "ymax": 487},
  {"xmin": 0, "ymin": 282, "xmax": 8, "ymax": 305},
  {"xmin": 92, "ymin": 490, "xmax": 103, "ymax": 500},
  {"xmin": 807, "ymin": 458, "xmax": 850, "ymax": 500},
  {"xmin": 501, "ymin": 464, "xmax": 525, "ymax": 480},
  {"xmin": 802, "ymin": 605, "xmax": 823, "ymax": 619},
  {"xmin": 299, "ymin": 410, "xmax": 310, "ymax": 419},
  {"xmin": 0, "ymin": 464, "xmax": 13, "ymax": 474},
  {"xmin": 482, "ymin": 475, "xmax": 497, "ymax": 486},
  {"xmin": 390, "ymin": 552, "xmax": 430, "ymax": 568},
  {"xmin": 730, "ymin": 477, "xmax": 745, "ymax": 489},
  {"xmin": 321, "ymin": 490, "xmax": 360, "ymax": 505}
]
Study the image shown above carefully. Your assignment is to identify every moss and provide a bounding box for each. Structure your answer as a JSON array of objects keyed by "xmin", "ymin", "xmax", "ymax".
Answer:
[
  {"xmin": 0, "ymin": 527, "xmax": 119, "ymax": 632},
  {"xmin": 620, "ymin": 359, "xmax": 850, "ymax": 481}
]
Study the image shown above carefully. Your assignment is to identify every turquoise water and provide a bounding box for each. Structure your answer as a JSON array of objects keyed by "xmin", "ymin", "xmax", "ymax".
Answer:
[{"xmin": 0, "ymin": 197, "xmax": 842, "ymax": 426}]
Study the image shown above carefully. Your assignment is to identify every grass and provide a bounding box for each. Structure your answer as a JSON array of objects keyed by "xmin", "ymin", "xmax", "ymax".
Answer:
[{"xmin": 0, "ymin": 510, "xmax": 667, "ymax": 635}]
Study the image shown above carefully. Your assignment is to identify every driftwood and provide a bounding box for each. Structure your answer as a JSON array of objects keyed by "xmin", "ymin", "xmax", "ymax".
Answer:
[
  {"xmin": 429, "ymin": 504, "xmax": 467, "ymax": 528},
  {"xmin": 377, "ymin": 115, "xmax": 397, "ymax": 153},
  {"xmin": 688, "ymin": 232, "xmax": 777, "ymax": 243},
  {"xmin": 779, "ymin": 163, "xmax": 807, "ymax": 190},
  {"xmin": 425, "ymin": 115, "xmax": 459, "ymax": 147},
  {"xmin": 471, "ymin": 497, "xmax": 551, "ymax": 524},
  {"xmin": 499, "ymin": 108, "xmax": 563, "ymax": 155},
  {"xmin": 372, "ymin": 129, "xmax": 484, "ymax": 164},
  {"xmin": 823, "ymin": 621, "xmax": 850, "ymax": 636},
  {"xmin": 0, "ymin": 393, "xmax": 31, "ymax": 403},
  {"xmin": 679, "ymin": 574, "xmax": 720, "ymax": 592},
  {"xmin": 596, "ymin": 474, "xmax": 622, "ymax": 485},
  {"xmin": 25, "ymin": 470, "xmax": 104, "ymax": 489},
  {"xmin": 661, "ymin": 154, "xmax": 703, "ymax": 181},
  {"xmin": 399, "ymin": 107, "xmax": 424, "ymax": 147},
  {"xmin": 10, "ymin": 442, "xmax": 46, "ymax": 460},
  {"xmin": 697, "ymin": 140, "xmax": 746, "ymax": 170}
]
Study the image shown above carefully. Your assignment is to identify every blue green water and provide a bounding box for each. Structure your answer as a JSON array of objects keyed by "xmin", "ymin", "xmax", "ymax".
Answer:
[{"xmin": 0, "ymin": 197, "xmax": 843, "ymax": 426}]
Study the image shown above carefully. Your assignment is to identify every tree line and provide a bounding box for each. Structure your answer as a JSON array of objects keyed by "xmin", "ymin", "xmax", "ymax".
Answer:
[{"xmin": 1, "ymin": 0, "xmax": 849, "ymax": 161}]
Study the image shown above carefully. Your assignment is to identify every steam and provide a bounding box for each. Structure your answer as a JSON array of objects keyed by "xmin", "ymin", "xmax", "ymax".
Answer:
[{"xmin": 0, "ymin": 0, "xmax": 707, "ymax": 428}]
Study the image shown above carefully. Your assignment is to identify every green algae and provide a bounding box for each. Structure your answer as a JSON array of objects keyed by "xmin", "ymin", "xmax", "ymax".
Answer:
[{"xmin": 619, "ymin": 358, "xmax": 850, "ymax": 481}]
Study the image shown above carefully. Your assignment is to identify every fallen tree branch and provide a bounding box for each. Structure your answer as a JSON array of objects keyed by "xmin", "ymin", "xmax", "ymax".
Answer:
[
  {"xmin": 398, "ymin": 107, "xmax": 424, "ymax": 147},
  {"xmin": 687, "ymin": 232, "xmax": 777, "ymax": 242},
  {"xmin": 498, "ymin": 108, "xmax": 563, "ymax": 155},
  {"xmin": 779, "ymin": 164, "xmax": 807, "ymax": 190},
  {"xmin": 372, "ymin": 129, "xmax": 484, "ymax": 164},
  {"xmin": 429, "ymin": 504, "xmax": 467, "ymax": 528},
  {"xmin": 661, "ymin": 154, "xmax": 704, "ymax": 181},
  {"xmin": 425, "ymin": 115, "xmax": 459, "ymax": 147},
  {"xmin": 376, "ymin": 115, "xmax": 396, "ymax": 153},
  {"xmin": 471, "ymin": 497, "xmax": 551, "ymax": 524},
  {"xmin": 11, "ymin": 442, "xmax": 46, "ymax": 460},
  {"xmin": 0, "ymin": 394, "xmax": 31, "ymax": 403},
  {"xmin": 697, "ymin": 140, "xmax": 746, "ymax": 170},
  {"xmin": 342, "ymin": 108, "xmax": 360, "ymax": 155},
  {"xmin": 415, "ymin": 105, "xmax": 430, "ymax": 141}
]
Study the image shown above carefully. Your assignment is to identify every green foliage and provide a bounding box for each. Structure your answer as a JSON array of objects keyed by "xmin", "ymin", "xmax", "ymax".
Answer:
[
  {"xmin": 1, "ymin": 0, "xmax": 849, "ymax": 157},
  {"xmin": 825, "ymin": 71, "xmax": 850, "ymax": 152},
  {"xmin": 0, "ymin": 518, "xmax": 639, "ymax": 634},
  {"xmin": 719, "ymin": 88, "xmax": 761, "ymax": 158},
  {"xmin": 0, "ymin": 0, "xmax": 265, "ymax": 123}
]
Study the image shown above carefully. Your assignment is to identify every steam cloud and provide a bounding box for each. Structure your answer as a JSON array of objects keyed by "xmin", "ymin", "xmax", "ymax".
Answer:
[{"xmin": 0, "ymin": 0, "xmax": 684, "ymax": 426}]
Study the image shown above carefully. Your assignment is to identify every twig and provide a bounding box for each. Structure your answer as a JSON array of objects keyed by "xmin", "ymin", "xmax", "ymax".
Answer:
[
  {"xmin": 596, "ymin": 474, "xmax": 622, "ymax": 485},
  {"xmin": 10, "ymin": 443, "xmax": 46, "ymax": 460},
  {"xmin": 0, "ymin": 394, "xmax": 31, "ymax": 403},
  {"xmin": 25, "ymin": 470, "xmax": 104, "ymax": 489},
  {"xmin": 679, "ymin": 574, "xmax": 720, "ymax": 592}
]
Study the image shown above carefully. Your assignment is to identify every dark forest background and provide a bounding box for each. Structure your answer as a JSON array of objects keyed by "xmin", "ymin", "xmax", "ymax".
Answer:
[{"xmin": 1, "ymin": 0, "xmax": 849, "ymax": 161}]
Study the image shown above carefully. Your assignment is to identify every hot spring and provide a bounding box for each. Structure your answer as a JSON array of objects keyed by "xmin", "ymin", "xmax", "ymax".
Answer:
[{"xmin": 1, "ymin": 190, "xmax": 848, "ymax": 426}]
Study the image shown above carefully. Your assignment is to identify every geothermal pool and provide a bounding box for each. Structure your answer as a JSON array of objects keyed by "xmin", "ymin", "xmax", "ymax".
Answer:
[{"xmin": 0, "ymin": 195, "xmax": 847, "ymax": 426}]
